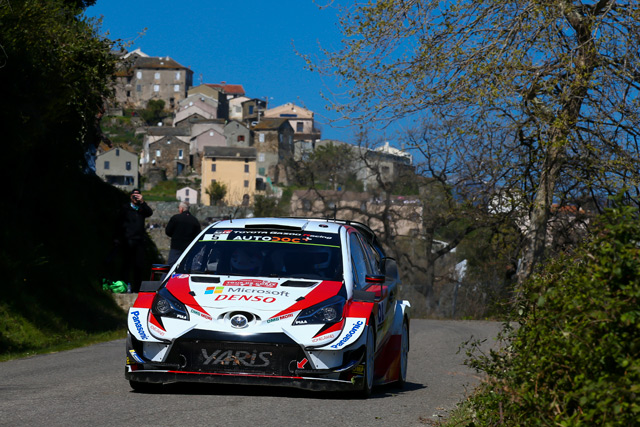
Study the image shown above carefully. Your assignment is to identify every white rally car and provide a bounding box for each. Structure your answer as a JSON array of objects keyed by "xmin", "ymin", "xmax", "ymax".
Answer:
[{"xmin": 126, "ymin": 217, "xmax": 410, "ymax": 396}]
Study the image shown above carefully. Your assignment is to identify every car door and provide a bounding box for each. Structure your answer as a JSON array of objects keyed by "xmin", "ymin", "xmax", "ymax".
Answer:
[{"xmin": 348, "ymin": 231, "xmax": 393, "ymax": 347}]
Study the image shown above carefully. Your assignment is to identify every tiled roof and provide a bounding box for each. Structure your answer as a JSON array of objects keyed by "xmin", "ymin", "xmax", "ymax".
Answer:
[
  {"xmin": 135, "ymin": 56, "xmax": 189, "ymax": 70},
  {"xmin": 146, "ymin": 127, "xmax": 191, "ymax": 136},
  {"xmin": 203, "ymin": 146, "xmax": 257, "ymax": 159},
  {"xmin": 251, "ymin": 118, "xmax": 290, "ymax": 130},
  {"xmin": 205, "ymin": 83, "xmax": 245, "ymax": 96}
]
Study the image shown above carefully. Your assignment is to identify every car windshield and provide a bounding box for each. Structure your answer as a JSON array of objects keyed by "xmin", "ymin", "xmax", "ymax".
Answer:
[{"xmin": 175, "ymin": 229, "xmax": 343, "ymax": 281}]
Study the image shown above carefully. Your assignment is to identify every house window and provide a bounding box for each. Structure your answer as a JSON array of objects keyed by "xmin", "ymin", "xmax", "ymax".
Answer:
[
  {"xmin": 153, "ymin": 85, "xmax": 160, "ymax": 92},
  {"xmin": 116, "ymin": 148, "xmax": 120, "ymax": 156},
  {"xmin": 249, "ymin": 106, "xmax": 254, "ymax": 114},
  {"xmin": 186, "ymin": 189, "xmax": 190, "ymax": 196},
  {"xmin": 258, "ymin": 167, "xmax": 265, "ymax": 175},
  {"xmin": 237, "ymin": 135, "xmax": 245, "ymax": 142},
  {"xmin": 104, "ymin": 161, "xmax": 110, "ymax": 170},
  {"xmin": 235, "ymin": 106, "xmax": 242, "ymax": 113},
  {"xmin": 126, "ymin": 91, "xmax": 131, "ymax": 97},
  {"xmin": 178, "ymin": 149, "xmax": 183, "ymax": 159},
  {"xmin": 258, "ymin": 153, "xmax": 265, "ymax": 162},
  {"xmin": 259, "ymin": 134, "xmax": 265, "ymax": 143},
  {"xmin": 244, "ymin": 180, "xmax": 249, "ymax": 188},
  {"xmin": 244, "ymin": 164, "xmax": 249, "ymax": 173},
  {"xmin": 136, "ymin": 71, "xmax": 142, "ymax": 79},
  {"xmin": 211, "ymin": 179, "xmax": 216, "ymax": 183},
  {"xmin": 211, "ymin": 164, "xmax": 216, "ymax": 172},
  {"xmin": 126, "ymin": 161, "xmax": 131, "ymax": 171},
  {"xmin": 156, "ymin": 150, "xmax": 161, "ymax": 157},
  {"xmin": 174, "ymin": 84, "xmax": 180, "ymax": 92},
  {"xmin": 296, "ymin": 122, "xmax": 304, "ymax": 132},
  {"xmin": 176, "ymin": 71, "xmax": 181, "ymax": 80},
  {"xmin": 136, "ymin": 85, "xmax": 141, "ymax": 92},
  {"xmin": 154, "ymin": 72, "xmax": 160, "ymax": 80}
]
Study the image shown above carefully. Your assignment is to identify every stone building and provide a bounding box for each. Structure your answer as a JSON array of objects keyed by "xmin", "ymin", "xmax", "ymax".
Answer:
[
  {"xmin": 251, "ymin": 118, "xmax": 294, "ymax": 185},
  {"xmin": 112, "ymin": 49, "xmax": 193, "ymax": 111},
  {"xmin": 147, "ymin": 136, "xmax": 190, "ymax": 179},
  {"xmin": 96, "ymin": 147, "xmax": 139, "ymax": 192}
]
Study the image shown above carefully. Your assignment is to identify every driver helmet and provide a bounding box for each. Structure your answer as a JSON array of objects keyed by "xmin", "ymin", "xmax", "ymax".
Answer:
[{"xmin": 230, "ymin": 248, "xmax": 262, "ymax": 275}]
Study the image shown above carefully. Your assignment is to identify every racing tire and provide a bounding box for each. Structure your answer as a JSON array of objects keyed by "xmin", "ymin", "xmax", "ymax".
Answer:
[
  {"xmin": 357, "ymin": 326, "xmax": 375, "ymax": 398},
  {"xmin": 396, "ymin": 320, "xmax": 409, "ymax": 387},
  {"xmin": 129, "ymin": 380, "xmax": 162, "ymax": 393}
]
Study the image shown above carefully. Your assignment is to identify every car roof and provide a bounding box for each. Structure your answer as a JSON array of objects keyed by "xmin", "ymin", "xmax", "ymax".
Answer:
[
  {"xmin": 207, "ymin": 217, "xmax": 344, "ymax": 234},
  {"xmin": 207, "ymin": 217, "xmax": 384, "ymax": 252}
]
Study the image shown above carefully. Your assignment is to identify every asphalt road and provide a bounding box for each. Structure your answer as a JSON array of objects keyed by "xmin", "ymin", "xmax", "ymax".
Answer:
[{"xmin": 0, "ymin": 319, "xmax": 502, "ymax": 427}]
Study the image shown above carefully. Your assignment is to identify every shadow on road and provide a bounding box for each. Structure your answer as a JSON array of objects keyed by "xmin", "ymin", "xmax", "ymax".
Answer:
[{"xmin": 129, "ymin": 380, "xmax": 426, "ymax": 400}]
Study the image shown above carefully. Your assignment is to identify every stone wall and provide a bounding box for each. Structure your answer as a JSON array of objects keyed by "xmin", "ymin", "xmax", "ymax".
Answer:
[{"xmin": 145, "ymin": 201, "xmax": 253, "ymax": 262}]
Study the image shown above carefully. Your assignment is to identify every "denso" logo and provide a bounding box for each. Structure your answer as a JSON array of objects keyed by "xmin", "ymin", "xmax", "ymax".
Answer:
[
  {"xmin": 131, "ymin": 310, "xmax": 148, "ymax": 339},
  {"xmin": 330, "ymin": 320, "xmax": 364, "ymax": 348}
]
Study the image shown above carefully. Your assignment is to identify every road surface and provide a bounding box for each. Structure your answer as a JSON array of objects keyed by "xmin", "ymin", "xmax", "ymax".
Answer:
[{"xmin": 0, "ymin": 319, "xmax": 502, "ymax": 427}]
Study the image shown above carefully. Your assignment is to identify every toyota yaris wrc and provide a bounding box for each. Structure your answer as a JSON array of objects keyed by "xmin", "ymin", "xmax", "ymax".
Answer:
[{"xmin": 125, "ymin": 217, "xmax": 410, "ymax": 396}]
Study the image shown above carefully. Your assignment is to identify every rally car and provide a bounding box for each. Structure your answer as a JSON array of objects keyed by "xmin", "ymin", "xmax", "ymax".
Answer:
[{"xmin": 125, "ymin": 217, "xmax": 410, "ymax": 396}]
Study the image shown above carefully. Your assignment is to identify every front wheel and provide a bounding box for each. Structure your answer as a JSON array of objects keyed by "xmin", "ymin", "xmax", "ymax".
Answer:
[
  {"xmin": 357, "ymin": 326, "xmax": 375, "ymax": 398},
  {"xmin": 396, "ymin": 320, "xmax": 409, "ymax": 387}
]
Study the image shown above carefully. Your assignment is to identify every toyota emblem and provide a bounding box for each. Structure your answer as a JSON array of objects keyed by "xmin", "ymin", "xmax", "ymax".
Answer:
[{"xmin": 230, "ymin": 314, "xmax": 249, "ymax": 329}]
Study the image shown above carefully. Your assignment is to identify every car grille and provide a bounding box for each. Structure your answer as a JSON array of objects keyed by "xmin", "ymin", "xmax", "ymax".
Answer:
[{"xmin": 167, "ymin": 340, "xmax": 304, "ymax": 376}]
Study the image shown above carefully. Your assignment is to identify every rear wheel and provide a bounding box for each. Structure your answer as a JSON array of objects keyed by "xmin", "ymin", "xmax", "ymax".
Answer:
[
  {"xmin": 357, "ymin": 326, "xmax": 375, "ymax": 398},
  {"xmin": 396, "ymin": 320, "xmax": 409, "ymax": 387}
]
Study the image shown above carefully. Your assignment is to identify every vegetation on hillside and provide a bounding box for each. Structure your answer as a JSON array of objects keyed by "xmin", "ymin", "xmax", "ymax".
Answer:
[
  {"xmin": 0, "ymin": 0, "xmax": 161, "ymax": 356},
  {"xmin": 461, "ymin": 203, "xmax": 640, "ymax": 426}
]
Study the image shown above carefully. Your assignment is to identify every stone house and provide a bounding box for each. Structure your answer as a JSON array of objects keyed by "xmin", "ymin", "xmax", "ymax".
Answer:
[
  {"xmin": 224, "ymin": 120, "xmax": 253, "ymax": 148},
  {"xmin": 112, "ymin": 49, "xmax": 193, "ymax": 111},
  {"xmin": 189, "ymin": 123, "xmax": 226, "ymax": 175},
  {"xmin": 241, "ymin": 98, "xmax": 268, "ymax": 127},
  {"xmin": 263, "ymin": 103, "xmax": 321, "ymax": 144},
  {"xmin": 187, "ymin": 84, "xmax": 229, "ymax": 118},
  {"xmin": 140, "ymin": 127, "xmax": 191, "ymax": 174},
  {"xmin": 201, "ymin": 146, "xmax": 257, "ymax": 206},
  {"xmin": 96, "ymin": 147, "xmax": 139, "ymax": 192},
  {"xmin": 228, "ymin": 96, "xmax": 250, "ymax": 121},
  {"xmin": 251, "ymin": 118, "xmax": 294, "ymax": 185},
  {"xmin": 173, "ymin": 104, "xmax": 216, "ymax": 127},
  {"xmin": 176, "ymin": 187, "xmax": 199, "ymax": 204},
  {"xmin": 147, "ymin": 136, "xmax": 190, "ymax": 179}
]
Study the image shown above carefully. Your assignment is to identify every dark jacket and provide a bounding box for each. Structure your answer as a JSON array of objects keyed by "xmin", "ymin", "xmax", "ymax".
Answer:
[
  {"xmin": 165, "ymin": 211, "xmax": 201, "ymax": 251},
  {"xmin": 118, "ymin": 202, "xmax": 153, "ymax": 242}
]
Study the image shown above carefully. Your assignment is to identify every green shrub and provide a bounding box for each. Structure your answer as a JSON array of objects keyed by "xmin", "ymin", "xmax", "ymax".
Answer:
[{"xmin": 465, "ymin": 204, "xmax": 640, "ymax": 426}]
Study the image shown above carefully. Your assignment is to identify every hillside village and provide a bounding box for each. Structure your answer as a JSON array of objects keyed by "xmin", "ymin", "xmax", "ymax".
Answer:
[{"xmin": 96, "ymin": 48, "xmax": 415, "ymax": 220}]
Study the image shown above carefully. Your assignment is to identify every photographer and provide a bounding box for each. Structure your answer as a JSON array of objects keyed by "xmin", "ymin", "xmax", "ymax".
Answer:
[{"xmin": 116, "ymin": 189, "xmax": 153, "ymax": 292}]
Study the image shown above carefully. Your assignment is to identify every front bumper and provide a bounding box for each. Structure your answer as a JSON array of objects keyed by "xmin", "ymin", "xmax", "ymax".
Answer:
[{"xmin": 126, "ymin": 331, "xmax": 366, "ymax": 392}]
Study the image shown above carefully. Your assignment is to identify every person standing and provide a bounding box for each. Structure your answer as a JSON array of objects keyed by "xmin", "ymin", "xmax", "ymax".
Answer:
[
  {"xmin": 165, "ymin": 201, "xmax": 201, "ymax": 264},
  {"xmin": 117, "ymin": 189, "xmax": 153, "ymax": 292}
]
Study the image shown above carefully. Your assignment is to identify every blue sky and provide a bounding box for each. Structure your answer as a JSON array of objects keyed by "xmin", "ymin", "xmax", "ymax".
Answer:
[{"xmin": 85, "ymin": 0, "xmax": 363, "ymax": 142}]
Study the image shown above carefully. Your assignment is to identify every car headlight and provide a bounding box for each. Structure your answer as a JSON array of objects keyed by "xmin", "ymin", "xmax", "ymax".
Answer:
[
  {"xmin": 293, "ymin": 296, "xmax": 345, "ymax": 325},
  {"xmin": 152, "ymin": 287, "xmax": 189, "ymax": 320}
]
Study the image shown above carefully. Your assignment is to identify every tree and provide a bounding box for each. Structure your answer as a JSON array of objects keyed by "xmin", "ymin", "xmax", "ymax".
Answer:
[
  {"xmin": 290, "ymin": 142, "xmax": 363, "ymax": 191},
  {"xmin": 205, "ymin": 181, "xmax": 227, "ymax": 206},
  {"xmin": 308, "ymin": 0, "xmax": 640, "ymax": 282},
  {"xmin": 139, "ymin": 99, "xmax": 167, "ymax": 126}
]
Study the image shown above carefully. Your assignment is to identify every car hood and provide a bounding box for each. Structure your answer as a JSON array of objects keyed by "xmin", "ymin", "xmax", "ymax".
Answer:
[{"xmin": 139, "ymin": 273, "xmax": 349, "ymax": 346}]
